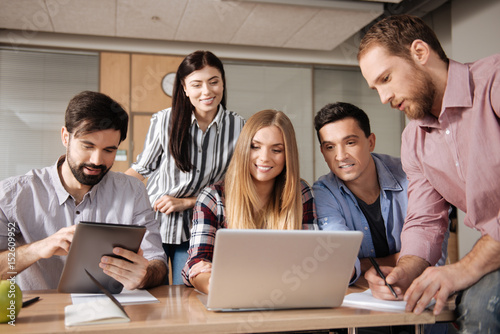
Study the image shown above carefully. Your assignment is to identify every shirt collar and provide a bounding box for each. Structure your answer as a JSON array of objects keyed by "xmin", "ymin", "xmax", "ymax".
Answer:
[
  {"xmin": 372, "ymin": 154, "xmax": 403, "ymax": 192},
  {"xmin": 191, "ymin": 105, "xmax": 224, "ymax": 133},
  {"xmin": 415, "ymin": 59, "xmax": 472, "ymax": 131},
  {"xmin": 441, "ymin": 59, "xmax": 473, "ymax": 110},
  {"xmin": 412, "ymin": 114, "xmax": 439, "ymax": 130},
  {"xmin": 335, "ymin": 176, "xmax": 350, "ymax": 197},
  {"xmin": 51, "ymin": 155, "xmax": 101, "ymax": 205},
  {"xmin": 334, "ymin": 154, "xmax": 403, "ymax": 195},
  {"xmin": 50, "ymin": 156, "xmax": 72, "ymax": 205}
]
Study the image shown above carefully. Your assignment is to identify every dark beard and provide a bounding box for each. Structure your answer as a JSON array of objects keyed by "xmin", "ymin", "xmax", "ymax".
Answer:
[{"xmin": 68, "ymin": 156, "xmax": 109, "ymax": 186}]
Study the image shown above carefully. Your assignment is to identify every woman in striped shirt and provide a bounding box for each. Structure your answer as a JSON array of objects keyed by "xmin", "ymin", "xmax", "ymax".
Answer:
[
  {"xmin": 126, "ymin": 51, "xmax": 245, "ymax": 284},
  {"xmin": 182, "ymin": 109, "xmax": 318, "ymax": 293}
]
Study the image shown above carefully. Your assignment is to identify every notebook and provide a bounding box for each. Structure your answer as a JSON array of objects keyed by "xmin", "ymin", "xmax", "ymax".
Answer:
[
  {"xmin": 342, "ymin": 289, "xmax": 436, "ymax": 312},
  {"xmin": 197, "ymin": 229, "xmax": 363, "ymax": 311},
  {"xmin": 64, "ymin": 270, "xmax": 130, "ymax": 326},
  {"xmin": 58, "ymin": 221, "xmax": 146, "ymax": 294}
]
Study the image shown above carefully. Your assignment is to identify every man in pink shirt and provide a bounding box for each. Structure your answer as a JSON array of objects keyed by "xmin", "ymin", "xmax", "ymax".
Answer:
[{"xmin": 358, "ymin": 14, "xmax": 500, "ymax": 332}]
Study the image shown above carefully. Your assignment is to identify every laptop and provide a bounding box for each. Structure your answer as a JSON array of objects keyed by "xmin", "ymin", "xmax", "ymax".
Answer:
[
  {"xmin": 197, "ymin": 229, "xmax": 363, "ymax": 311},
  {"xmin": 57, "ymin": 222, "xmax": 146, "ymax": 294}
]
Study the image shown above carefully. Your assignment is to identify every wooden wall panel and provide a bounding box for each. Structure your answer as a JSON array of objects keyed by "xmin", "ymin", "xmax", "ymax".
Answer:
[
  {"xmin": 100, "ymin": 52, "xmax": 131, "ymax": 172},
  {"xmin": 131, "ymin": 114, "xmax": 156, "ymax": 167},
  {"xmin": 100, "ymin": 52, "xmax": 185, "ymax": 174},
  {"xmin": 130, "ymin": 54, "xmax": 183, "ymax": 112}
]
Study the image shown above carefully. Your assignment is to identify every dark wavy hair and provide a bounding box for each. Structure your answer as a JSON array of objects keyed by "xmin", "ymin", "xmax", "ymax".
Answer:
[
  {"xmin": 169, "ymin": 50, "xmax": 227, "ymax": 172},
  {"xmin": 65, "ymin": 90, "xmax": 128, "ymax": 142}
]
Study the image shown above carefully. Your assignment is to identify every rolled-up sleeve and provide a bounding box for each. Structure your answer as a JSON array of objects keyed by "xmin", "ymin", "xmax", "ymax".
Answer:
[
  {"xmin": 476, "ymin": 213, "xmax": 500, "ymax": 242},
  {"xmin": 313, "ymin": 181, "xmax": 351, "ymax": 233},
  {"xmin": 181, "ymin": 186, "xmax": 223, "ymax": 286},
  {"xmin": 312, "ymin": 179, "xmax": 361, "ymax": 283}
]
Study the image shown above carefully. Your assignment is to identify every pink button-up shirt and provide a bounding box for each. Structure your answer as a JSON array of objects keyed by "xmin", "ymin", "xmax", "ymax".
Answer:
[{"xmin": 400, "ymin": 55, "xmax": 500, "ymax": 265}]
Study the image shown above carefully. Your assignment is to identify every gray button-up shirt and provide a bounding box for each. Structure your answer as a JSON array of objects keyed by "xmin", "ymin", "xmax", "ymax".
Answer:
[{"xmin": 0, "ymin": 156, "xmax": 167, "ymax": 290}]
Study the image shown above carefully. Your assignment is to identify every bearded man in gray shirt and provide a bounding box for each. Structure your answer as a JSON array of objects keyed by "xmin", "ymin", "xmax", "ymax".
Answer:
[{"xmin": 0, "ymin": 91, "xmax": 167, "ymax": 290}]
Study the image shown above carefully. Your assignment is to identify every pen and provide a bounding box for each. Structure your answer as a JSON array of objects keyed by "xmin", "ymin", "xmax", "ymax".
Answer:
[
  {"xmin": 368, "ymin": 257, "xmax": 398, "ymax": 299},
  {"xmin": 22, "ymin": 296, "xmax": 40, "ymax": 308}
]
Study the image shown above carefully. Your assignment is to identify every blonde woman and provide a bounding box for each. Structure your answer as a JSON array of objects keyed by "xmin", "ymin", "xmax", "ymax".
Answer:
[{"xmin": 181, "ymin": 109, "xmax": 318, "ymax": 293}]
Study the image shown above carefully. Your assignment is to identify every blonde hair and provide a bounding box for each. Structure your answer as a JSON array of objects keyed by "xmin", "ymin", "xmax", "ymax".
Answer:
[{"xmin": 225, "ymin": 109, "xmax": 302, "ymax": 230}]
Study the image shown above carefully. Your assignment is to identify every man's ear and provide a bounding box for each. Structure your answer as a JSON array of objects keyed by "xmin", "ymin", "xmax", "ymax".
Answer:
[
  {"xmin": 410, "ymin": 39, "xmax": 430, "ymax": 65},
  {"xmin": 368, "ymin": 133, "xmax": 376, "ymax": 152},
  {"xmin": 61, "ymin": 126, "xmax": 70, "ymax": 148}
]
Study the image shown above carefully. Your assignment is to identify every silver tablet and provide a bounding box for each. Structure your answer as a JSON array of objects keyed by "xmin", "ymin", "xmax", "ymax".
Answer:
[{"xmin": 57, "ymin": 221, "xmax": 146, "ymax": 294}]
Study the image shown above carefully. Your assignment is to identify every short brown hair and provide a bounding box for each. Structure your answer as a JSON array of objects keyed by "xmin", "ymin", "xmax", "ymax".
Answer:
[
  {"xmin": 65, "ymin": 91, "xmax": 128, "ymax": 143},
  {"xmin": 358, "ymin": 14, "xmax": 448, "ymax": 64}
]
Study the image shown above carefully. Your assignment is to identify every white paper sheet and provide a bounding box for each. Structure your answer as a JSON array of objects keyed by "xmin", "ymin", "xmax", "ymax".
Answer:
[{"xmin": 71, "ymin": 288, "xmax": 159, "ymax": 305}]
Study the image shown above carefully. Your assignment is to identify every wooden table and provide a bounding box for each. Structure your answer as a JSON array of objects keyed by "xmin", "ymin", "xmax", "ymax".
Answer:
[{"xmin": 2, "ymin": 283, "xmax": 455, "ymax": 333}]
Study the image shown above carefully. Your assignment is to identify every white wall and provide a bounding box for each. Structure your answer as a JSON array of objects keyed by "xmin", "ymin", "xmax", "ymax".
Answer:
[
  {"xmin": 451, "ymin": 0, "xmax": 500, "ymax": 258},
  {"xmin": 452, "ymin": 0, "xmax": 500, "ymax": 62}
]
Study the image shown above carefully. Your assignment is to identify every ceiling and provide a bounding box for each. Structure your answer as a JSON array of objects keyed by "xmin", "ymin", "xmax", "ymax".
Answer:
[{"xmin": 0, "ymin": 0, "xmax": 447, "ymax": 52}]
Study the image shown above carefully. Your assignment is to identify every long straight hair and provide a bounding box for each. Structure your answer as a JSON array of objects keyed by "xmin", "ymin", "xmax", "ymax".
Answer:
[
  {"xmin": 225, "ymin": 110, "xmax": 302, "ymax": 230},
  {"xmin": 169, "ymin": 50, "xmax": 227, "ymax": 172}
]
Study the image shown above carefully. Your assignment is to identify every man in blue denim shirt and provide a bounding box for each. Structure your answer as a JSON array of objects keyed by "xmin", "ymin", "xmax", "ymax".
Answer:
[{"xmin": 313, "ymin": 102, "xmax": 448, "ymax": 285}]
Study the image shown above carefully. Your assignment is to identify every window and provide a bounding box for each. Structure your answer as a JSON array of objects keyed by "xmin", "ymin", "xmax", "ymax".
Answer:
[{"xmin": 0, "ymin": 48, "xmax": 98, "ymax": 180}]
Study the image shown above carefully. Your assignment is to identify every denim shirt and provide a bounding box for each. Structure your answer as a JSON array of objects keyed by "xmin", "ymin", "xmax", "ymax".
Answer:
[{"xmin": 313, "ymin": 153, "xmax": 407, "ymax": 283}]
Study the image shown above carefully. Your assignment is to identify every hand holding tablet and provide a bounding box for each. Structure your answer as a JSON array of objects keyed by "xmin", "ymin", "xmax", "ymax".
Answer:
[{"xmin": 58, "ymin": 222, "xmax": 146, "ymax": 294}]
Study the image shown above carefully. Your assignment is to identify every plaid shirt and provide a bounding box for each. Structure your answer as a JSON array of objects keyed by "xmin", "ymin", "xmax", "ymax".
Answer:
[{"xmin": 181, "ymin": 179, "xmax": 318, "ymax": 286}]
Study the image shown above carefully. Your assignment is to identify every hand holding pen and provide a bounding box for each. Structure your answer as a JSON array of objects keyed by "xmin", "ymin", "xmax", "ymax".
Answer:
[{"xmin": 369, "ymin": 257, "xmax": 398, "ymax": 299}]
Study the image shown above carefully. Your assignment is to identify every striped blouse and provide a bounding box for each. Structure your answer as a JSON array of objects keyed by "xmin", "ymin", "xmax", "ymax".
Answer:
[{"xmin": 131, "ymin": 105, "xmax": 245, "ymax": 244}]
